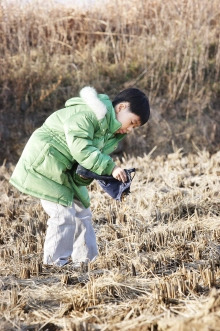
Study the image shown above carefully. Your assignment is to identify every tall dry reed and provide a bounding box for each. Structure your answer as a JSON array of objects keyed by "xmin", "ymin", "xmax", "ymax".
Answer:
[{"xmin": 0, "ymin": 0, "xmax": 219, "ymax": 114}]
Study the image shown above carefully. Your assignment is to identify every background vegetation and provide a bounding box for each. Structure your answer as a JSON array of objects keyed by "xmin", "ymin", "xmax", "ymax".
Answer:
[
  {"xmin": 0, "ymin": 1, "xmax": 220, "ymax": 329},
  {"xmin": 0, "ymin": 0, "xmax": 220, "ymax": 161}
]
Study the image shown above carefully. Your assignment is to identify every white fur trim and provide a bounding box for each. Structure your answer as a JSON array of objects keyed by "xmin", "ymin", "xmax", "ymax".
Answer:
[{"xmin": 80, "ymin": 86, "xmax": 107, "ymax": 120}]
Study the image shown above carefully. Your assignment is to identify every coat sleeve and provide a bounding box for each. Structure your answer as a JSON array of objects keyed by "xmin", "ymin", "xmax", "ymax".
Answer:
[{"xmin": 64, "ymin": 112, "xmax": 115, "ymax": 175}]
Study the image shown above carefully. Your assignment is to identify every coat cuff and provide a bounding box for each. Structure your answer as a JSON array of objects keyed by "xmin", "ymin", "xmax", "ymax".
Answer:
[
  {"xmin": 72, "ymin": 172, "xmax": 94, "ymax": 186},
  {"xmin": 103, "ymin": 161, "xmax": 116, "ymax": 175}
]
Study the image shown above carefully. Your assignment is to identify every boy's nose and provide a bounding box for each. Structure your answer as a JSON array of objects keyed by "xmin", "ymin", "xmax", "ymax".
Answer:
[{"xmin": 127, "ymin": 127, "xmax": 133, "ymax": 133}]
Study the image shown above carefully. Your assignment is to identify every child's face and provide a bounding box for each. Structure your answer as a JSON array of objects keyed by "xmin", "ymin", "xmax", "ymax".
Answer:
[{"xmin": 115, "ymin": 102, "xmax": 141, "ymax": 134}]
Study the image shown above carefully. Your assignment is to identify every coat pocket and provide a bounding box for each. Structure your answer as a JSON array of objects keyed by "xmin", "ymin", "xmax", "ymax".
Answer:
[{"xmin": 33, "ymin": 145, "xmax": 72, "ymax": 185}]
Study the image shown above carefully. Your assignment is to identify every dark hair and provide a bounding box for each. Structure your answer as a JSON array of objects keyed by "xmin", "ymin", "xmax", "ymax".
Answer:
[{"xmin": 112, "ymin": 88, "xmax": 150, "ymax": 125}]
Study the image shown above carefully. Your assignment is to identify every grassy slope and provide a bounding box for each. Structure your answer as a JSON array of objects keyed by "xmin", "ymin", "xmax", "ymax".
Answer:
[{"xmin": 0, "ymin": 150, "xmax": 220, "ymax": 330}]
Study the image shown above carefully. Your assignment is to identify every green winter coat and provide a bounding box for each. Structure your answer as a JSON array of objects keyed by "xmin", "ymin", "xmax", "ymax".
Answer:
[{"xmin": 9, "ymin": 87, "xmax": 125, "ymax": 208}]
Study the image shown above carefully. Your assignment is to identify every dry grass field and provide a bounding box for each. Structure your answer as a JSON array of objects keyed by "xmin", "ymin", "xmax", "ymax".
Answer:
[
  {"xmin": 1, "ymin": 149, "xmax": 220, "ymax": 330},
  {"xmin": 1, "ymin": 0, "xmax": 219, "ymax": 103},
  {"xmin": 0, "ymin": 0, "xmax": 220, "ymax": 161},
  {"xmin": 0, "ymin": 0, "xmax": 220, "ymax": 329}
]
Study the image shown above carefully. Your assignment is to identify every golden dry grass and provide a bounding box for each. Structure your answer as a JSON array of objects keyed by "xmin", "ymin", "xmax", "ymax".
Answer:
[
  {"xmin": 0, "ymin": 0, "xmax": 219, "ymax": 111},
  {"xmin": 0, "ymin": 1, "xmax": 220, "ymax": 329},
  {"xmin": 1, "ymin": 150, "xmax": 220, "ymax": 330},
  {"xmin": 1, "ymin": 0, "xmax": 220, "ymax": 163}
]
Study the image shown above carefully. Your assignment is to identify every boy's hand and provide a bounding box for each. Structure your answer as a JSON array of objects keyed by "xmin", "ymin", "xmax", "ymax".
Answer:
[{"xmin": 112, "ymin": 166, "xmax": 127, "ymax": 183}]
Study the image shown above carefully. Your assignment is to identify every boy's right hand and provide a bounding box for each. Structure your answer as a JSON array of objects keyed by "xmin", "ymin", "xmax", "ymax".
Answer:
[{"xmin": 112, "ymin": 166, "xmax": 127, "ymax": 183}]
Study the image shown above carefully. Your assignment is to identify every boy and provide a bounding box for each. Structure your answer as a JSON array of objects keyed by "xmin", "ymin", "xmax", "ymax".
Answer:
[{"xmin": 10, "ymin": 86, "xmax": 150, "ymax": 267}]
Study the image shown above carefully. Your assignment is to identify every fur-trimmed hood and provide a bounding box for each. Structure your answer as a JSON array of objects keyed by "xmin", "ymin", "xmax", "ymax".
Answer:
[
  {"xmin": 80, "ymin": 87, "xmax": 107, "ymax": 120},
  {"xmin": 65, "ymin": 86, "xmax": 107, "ymax": 120}
]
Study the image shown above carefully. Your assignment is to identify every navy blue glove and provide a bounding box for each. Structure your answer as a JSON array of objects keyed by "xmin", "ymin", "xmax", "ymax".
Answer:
[{"xmin": 76, "ymin": 165, "xmax": 135, "ymax": 201}]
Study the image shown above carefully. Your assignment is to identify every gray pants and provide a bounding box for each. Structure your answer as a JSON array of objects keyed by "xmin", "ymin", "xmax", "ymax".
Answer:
[{"xmin": 41, "ymin": 199, "xmax": 98, "ymax": 266}]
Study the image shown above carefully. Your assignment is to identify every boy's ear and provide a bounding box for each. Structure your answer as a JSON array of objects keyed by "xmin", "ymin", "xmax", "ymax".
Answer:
[{"xmin": 115, "ymin": 102, "xmax": 128, "ymax": 113}]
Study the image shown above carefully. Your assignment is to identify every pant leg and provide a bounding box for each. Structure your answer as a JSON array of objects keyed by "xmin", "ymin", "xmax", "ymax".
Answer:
[
  {"xmin": 71, "ymin": 199, "xmax": 98, "ymax": 264},
  {"xmin": 41, "ymin": 199, "xmax": 76, "ymax": 266}
]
